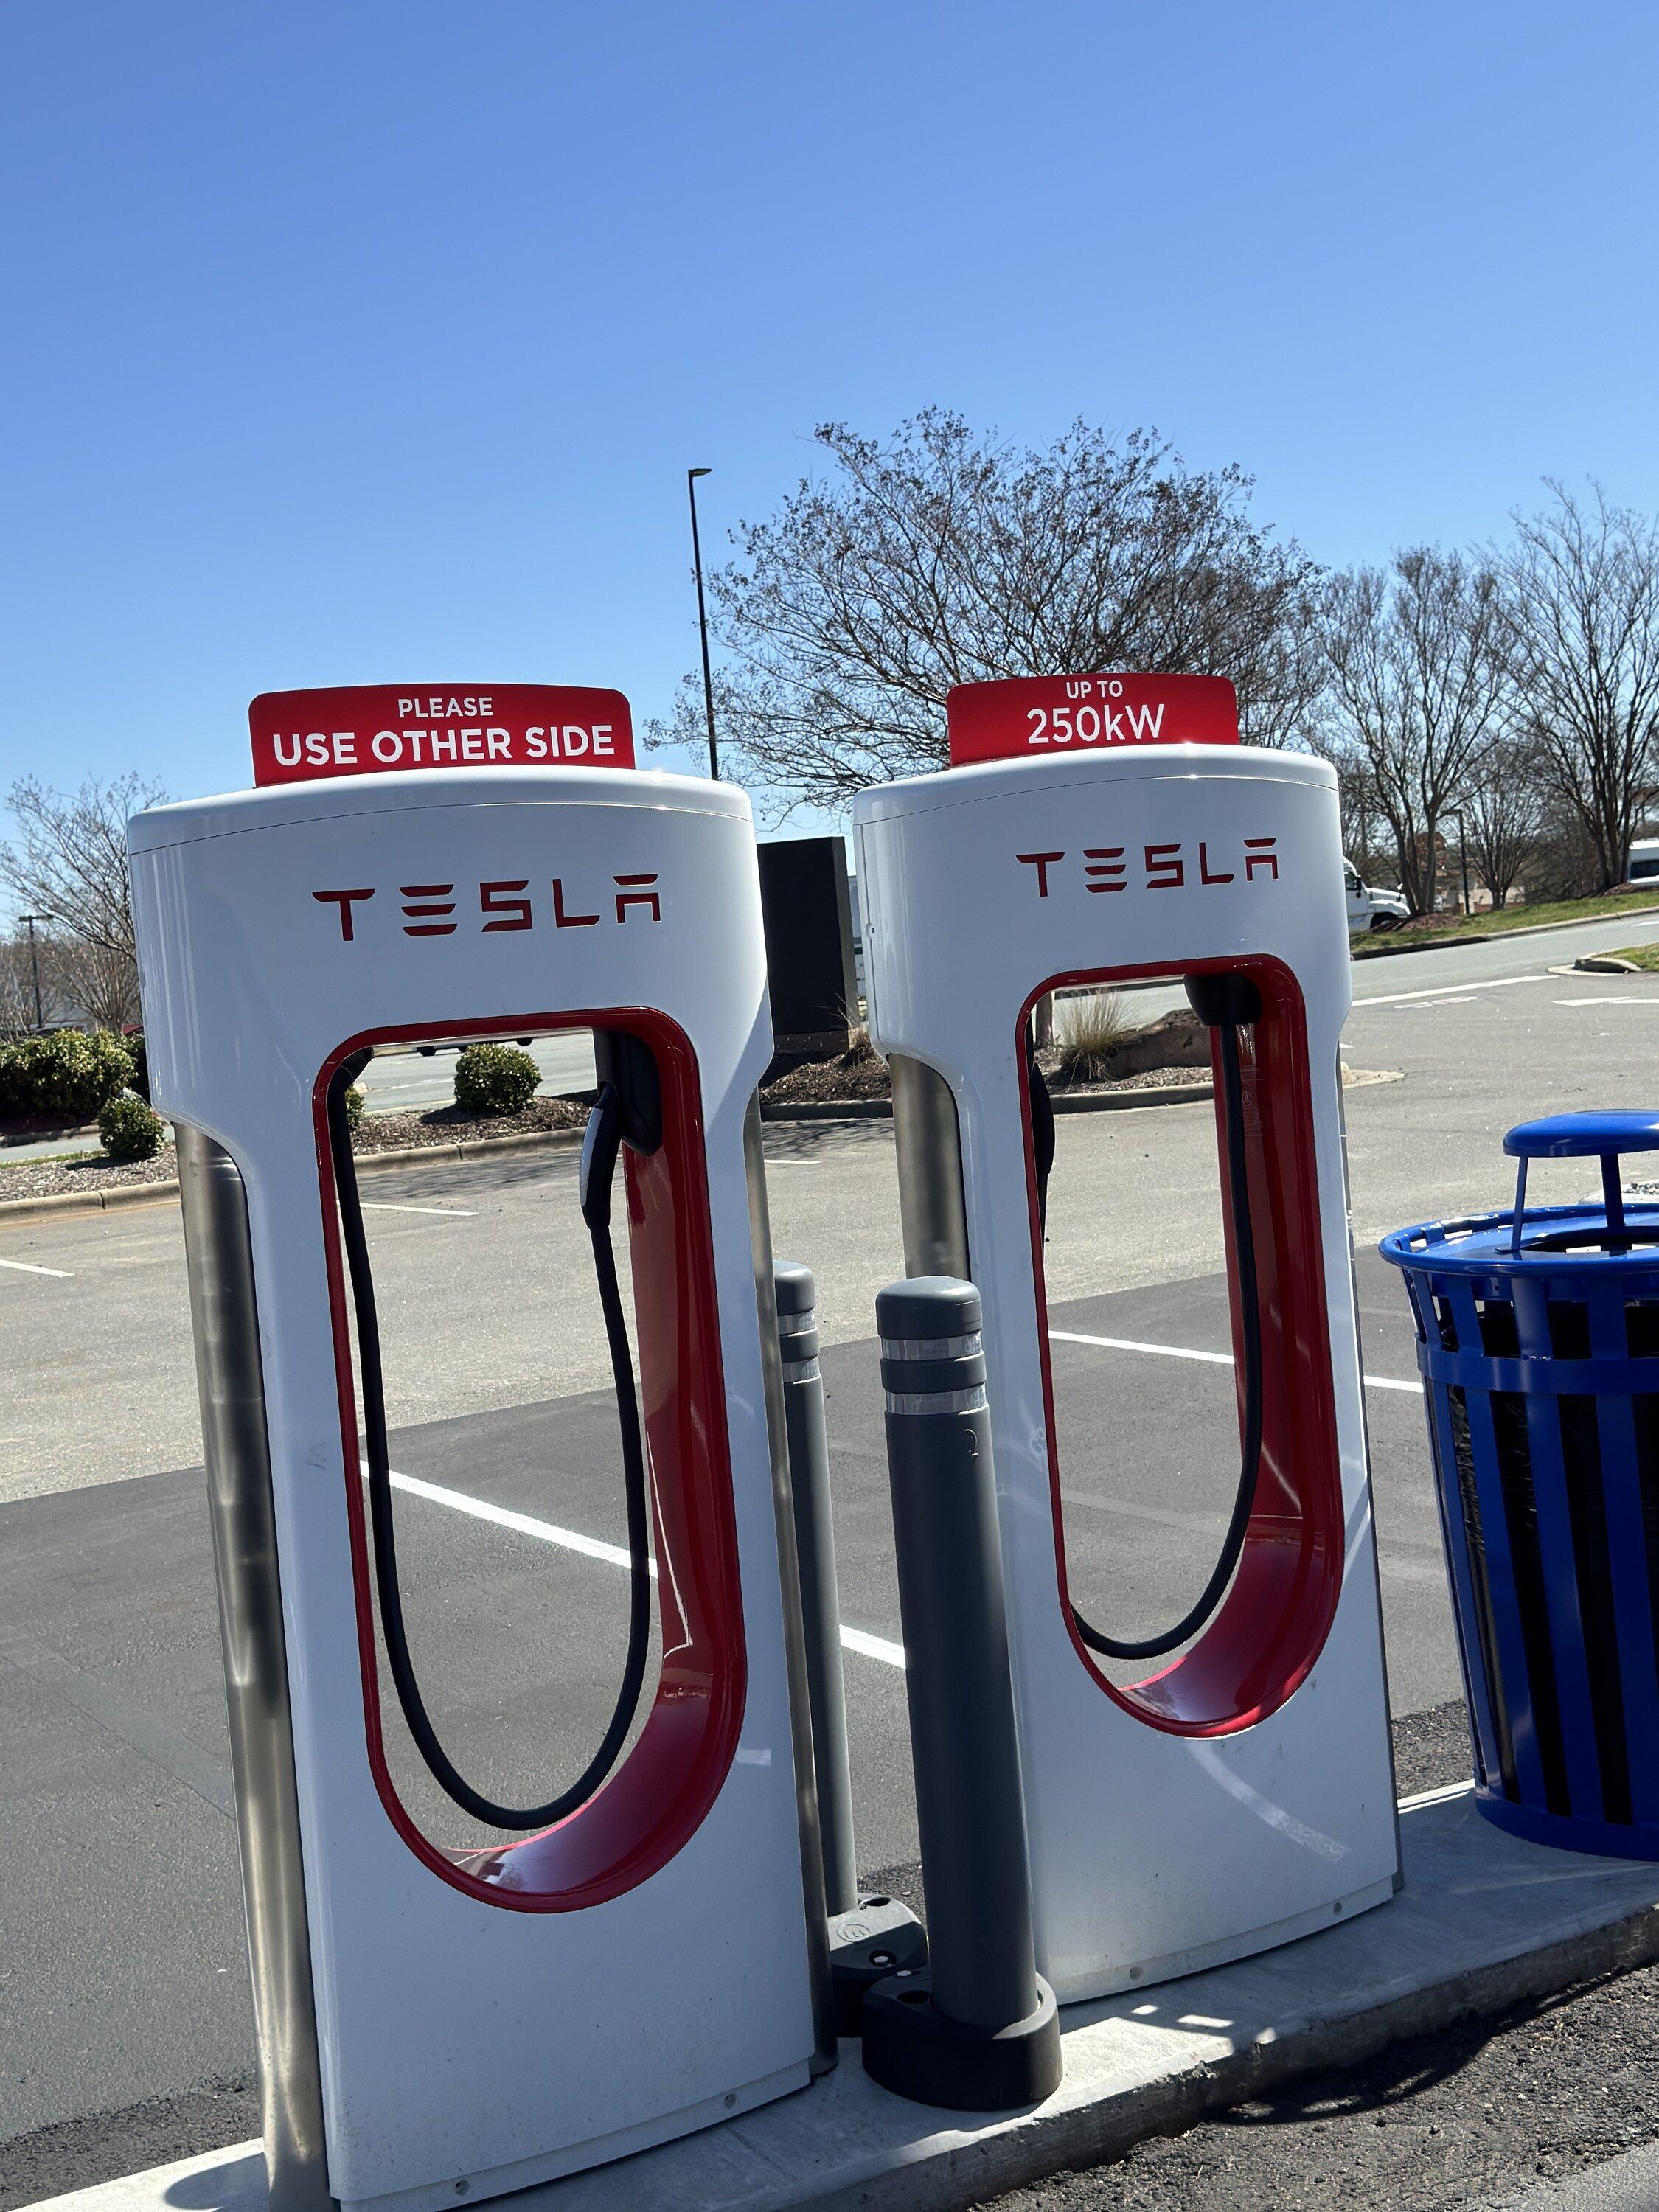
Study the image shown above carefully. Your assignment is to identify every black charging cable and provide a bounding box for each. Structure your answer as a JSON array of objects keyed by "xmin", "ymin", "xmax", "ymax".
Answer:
[
  {"xmin": 1032, "ymin": 975, "xmax": 1265, "ymax": 1662},
  {"xmin": 327, "ymin": 1057, "xmax": 653, "ymax": 1831}
]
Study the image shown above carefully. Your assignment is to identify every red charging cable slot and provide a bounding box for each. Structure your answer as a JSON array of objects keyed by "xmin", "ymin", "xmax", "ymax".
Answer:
[
  {"xmin": 314, "ymin": 1008, "xmax": 746, "ymax": 1911},
  {"xmin": 1020, "ymin": 956, "xmax": 1344, "ymax": 1735}
]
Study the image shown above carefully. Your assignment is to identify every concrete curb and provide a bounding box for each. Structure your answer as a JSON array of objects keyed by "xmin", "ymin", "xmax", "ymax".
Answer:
[
  {"xmin": 1, "ymin": 1073, "xmax": 1411, "ymax": 1223},
  {"xmin": 24, "ymin": 1788, "xmax": 1659, "ymax": 2212},
  {"xmin": 761, "ymin": 1068, "xmax": 1403, "ymax": 1125},
  {"xmin": 0, "ymin": 1126, "xmax": 586, "ymax": 1225},
  {"xmin": 1352, "ymin": 902, "xmax": 1659, "ymax": 960},
  {"xmin": 759, "ymin": 1083, "xmax": 1216, "ymax": 1123}
]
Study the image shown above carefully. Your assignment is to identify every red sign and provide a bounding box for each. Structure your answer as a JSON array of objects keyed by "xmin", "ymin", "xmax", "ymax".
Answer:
[
  {"xmin": 248, "ymin": 684, "xmax": 635, "ymax": 787},
  {"xmin": 947, "ymin": 673, "xmax": 1238, "ymax": 767}
]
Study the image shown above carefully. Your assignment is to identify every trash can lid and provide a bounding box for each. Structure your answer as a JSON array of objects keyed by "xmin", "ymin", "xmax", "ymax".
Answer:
[{"xmin": 1504, "ymin": 1108, "xmax": 1659, "ymax": 1160}]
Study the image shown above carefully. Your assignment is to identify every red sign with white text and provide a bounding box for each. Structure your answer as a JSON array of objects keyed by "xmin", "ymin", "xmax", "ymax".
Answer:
[
  {"xmin": 947, "ymin": 673, "xmax": 1238, "ymax": 767},
  {"xmin": 249, "ymin": 684, "xmax": 636, "ymax": 787}
]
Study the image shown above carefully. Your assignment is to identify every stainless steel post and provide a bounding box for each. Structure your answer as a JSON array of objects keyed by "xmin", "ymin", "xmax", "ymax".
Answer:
[
  {"xmin": 177, "ymin": 1126, "xmax": 333, "ymax": 2212},
  {"xmin": 773, "ymin": 1260, "xmax": 858, "ymax": 1916},
  {"xmin": 743, "ymin": 1105, "xmax": 839, "ymax": 2073},
  {"xmin": 888, "ymin": 1053, "xmax": 970, "ymax": 1280},
  {"xmin": 862, "ymin": 1275, "xmax": 1061, "ymax": 2110}
]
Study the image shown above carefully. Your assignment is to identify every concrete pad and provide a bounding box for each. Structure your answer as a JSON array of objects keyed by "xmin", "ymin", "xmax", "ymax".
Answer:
[
  {"xmin": 1480, "ymin": 2141, "xmax": 1659, "ymax": 2209},
  {"xmin": 23, "ymin": 1784, "xmax": 1659, "ymax": 2212}
]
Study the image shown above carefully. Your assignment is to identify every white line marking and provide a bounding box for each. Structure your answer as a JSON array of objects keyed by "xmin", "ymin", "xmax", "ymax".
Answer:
[
  {"xmin": 1554, "ymin": 995, "xmax": 1659, "ymax": 1008},
  {"xmin": 361, "ymin": 1203, "xmax": 478, "ymax": 1217},
  {"xmin": 0, "ymin": 1257, "xmax": 72, "ymax": 1278},
  {"xmin": 1052, "ymin": 1330, "xmax": 1232, "ymax": 1368},
  {"xmin": 1048, "ymin": 1329, "xmax": 1422, "ymax": 1395},
  {"xmin": 1398, "ymin": 1777, "xmax": 1475, "ymax": 1812},
  {"xmin": 386, "ymin": 1468, "xmax": 906, "ymax": 1669},
  {"xmin": 1352, "ymin": 973, "xmax": 1550, "ymax": 1008},
  {"xmin": 387, "ymin": 1469, "xmax": 646, "ymax": 1569},
  {"xmin": 838, "ymin": 1625, "xmax": 907, "ymax": 1668}
]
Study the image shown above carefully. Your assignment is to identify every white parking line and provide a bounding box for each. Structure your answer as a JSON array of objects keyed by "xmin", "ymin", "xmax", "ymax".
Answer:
[
  {"xmin": 0, "ymin": 1258, "xmax": 72, "ymax": 1279},
  {"xmin": 1351, "ymin": 973, "xmax": 1550, "ymax": 1009},
  {"xmin": 837, "ymin": 1625, "xmax": 907, "ymax": 1667},
  {"xmin": 361, "ymin": 1203, "xmax": 478, "ymax": 1217},
  {"xmin": 389, "ymin": 1468, "xmax": 645, "ymax": 1568},
  {"xmin": 1048, "ymin": 1329, "xmax": 1422, "ymax": 1395},
  {"xmin": 386, "ymin": 1467, "xmax": 906, "ymax": 1668}
]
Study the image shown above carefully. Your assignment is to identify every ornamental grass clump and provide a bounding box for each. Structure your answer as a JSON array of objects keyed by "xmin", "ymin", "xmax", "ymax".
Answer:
[{"xmin": 1054, "ymin": 992, "xmax": 1132, "ymax": 1084}]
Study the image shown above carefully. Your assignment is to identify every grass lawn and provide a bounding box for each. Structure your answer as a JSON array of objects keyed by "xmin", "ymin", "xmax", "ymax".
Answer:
[
  {"xmin": 1354, "ymin": 888, "xmax": 1659, "ymax": 953},
  {"xmin": 1601, "ymin": 942, "xmax": 1659, "ymax": 972}
]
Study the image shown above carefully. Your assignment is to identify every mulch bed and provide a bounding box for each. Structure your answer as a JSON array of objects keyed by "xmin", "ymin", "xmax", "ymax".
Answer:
[
  {"xmin": 0, "ymin": 1094, "xmax": 588, "ymax": 1203},
  {"xmin": 1057, "ymin": 1063, "xmax": 1214, "ymax": 1095},
  {"xmin": 348, "ymin": 1095, "xmax": 587, "ymax": 1151},
  {"xmin": 0, "ymin": 1149, "xmax": 182, "ymax": 1200},
  {"xmin": 759, "ymin": 1034, "xmax": 1211, "ymax": 1111},
  {"xmin": 761, "ymin": 1037, "xmax": 893, "ymax": 1105}
]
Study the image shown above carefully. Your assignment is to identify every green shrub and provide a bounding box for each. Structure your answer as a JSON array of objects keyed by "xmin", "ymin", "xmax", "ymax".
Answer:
[
  {"xmin": 453, "ymin": 1042, "xmax": 540, "ymax": 1117},
  {"xmin": 98, "ymin": 1091, "xmax": 166, "ymax": 1162},
  {"xmin": 0, "ymin": 1029, "xmax": 136, "ymax": 1121},
  {"xmin": 344, "ymin": 1082, "xmax": 365, "ymax": 1131},
  {"xmin": 126, "ymin": 1031, "xmax": 150, "ymax": 1102}
]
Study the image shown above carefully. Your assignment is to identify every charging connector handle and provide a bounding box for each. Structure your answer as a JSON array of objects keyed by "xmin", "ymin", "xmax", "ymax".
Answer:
[
  {"xmin": 327, "ymin": 1060, "xmax": 653, "ymax": 1832},
  {"xmin": 1043, "ymin": 975, "xmax": 1265, "ymax": 1663}
]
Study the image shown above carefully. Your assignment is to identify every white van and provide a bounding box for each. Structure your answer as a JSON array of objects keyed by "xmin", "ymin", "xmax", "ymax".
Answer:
[
  {"xmin": 1344, "ymin": 856, "xmax": 1410, "ymax": 932},
  {"xmin": 1626, "ymin": 838, "xmax": 1659, "ymax": 886}
]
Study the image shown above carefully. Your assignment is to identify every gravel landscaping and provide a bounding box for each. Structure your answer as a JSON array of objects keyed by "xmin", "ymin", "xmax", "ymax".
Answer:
[
  {"xmin": 759, "ymin": 1032, "xmax": 1210, "ymax": 1110},
  {"xmin": 0, "ymin": 1146, "xmax": 180, "ymax": 1200},
  {"xmin": 0, "ymin": 1093, "xmax": 588, "ymax": 1202},
  {"xmin": 978, "ymin": 1964, "xmax": 1659, "ymax": 2212}
]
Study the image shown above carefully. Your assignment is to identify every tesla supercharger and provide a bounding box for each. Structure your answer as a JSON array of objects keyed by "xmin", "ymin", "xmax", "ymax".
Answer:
[
  {"xmin": 855, "ymin": 672, "xmax": 1400, "ymax": 2005},
  {"xmin": 131, "ymin": 686, "xmax": 833, "ymax": 2212}
]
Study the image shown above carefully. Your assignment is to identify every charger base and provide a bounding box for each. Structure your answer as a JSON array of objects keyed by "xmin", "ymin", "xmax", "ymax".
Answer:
[{"xmin": 860, "ymin": 1969, "xmax": 1062, "ymax": 2110}]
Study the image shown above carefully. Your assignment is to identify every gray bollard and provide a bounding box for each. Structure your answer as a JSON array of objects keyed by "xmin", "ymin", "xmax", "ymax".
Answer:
[
  {"xmin": 862, "ymin": 1276, "xmax": 1061, "ymax": 2110},
  {"xmin": 776, "ymin": 1260, "xmax": 927, "ymax": 2033}
]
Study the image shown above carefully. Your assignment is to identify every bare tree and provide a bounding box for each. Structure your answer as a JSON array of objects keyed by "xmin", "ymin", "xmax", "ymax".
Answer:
[
  {"xmin": 1318, "ymin": 549, "xmax": 1508, "ymax": 916},
  {"xmin": 1, "ymin": 773, "xmax": 164, "ymax": 1025},
  {"xmin": 1524, "ymin": 796, "xmax": 1602, "ymax": 902},
  {"xmin": 661, "ymin": 411, "xmax": 1324, "ymax": 810},
  {"xmin": 1460, "ymin": 744, "xmax": 1545, "ymax": 910},
  {"xmin": 1498, "ymin": 483, "xmax": 1659, "ymax": 891},
  {"xmin": 56, "ymin": 933, "xmax": 144, "ymax": 1029},
  {"xmin": 1332, "ymin": 753, "xmax": 1396, "ymax": 886}
]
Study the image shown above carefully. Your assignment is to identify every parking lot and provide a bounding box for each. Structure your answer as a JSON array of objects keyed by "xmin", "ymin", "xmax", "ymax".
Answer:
[{"xmin": 6, "ymin": 922, "xmax": 1659, "ymax": 2192}]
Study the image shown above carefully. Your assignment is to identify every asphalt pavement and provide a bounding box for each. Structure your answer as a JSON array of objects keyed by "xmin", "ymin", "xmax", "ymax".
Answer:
[{"xmin": 7, "ymin": 920, "xmax": 1659, "ymax": 2199}]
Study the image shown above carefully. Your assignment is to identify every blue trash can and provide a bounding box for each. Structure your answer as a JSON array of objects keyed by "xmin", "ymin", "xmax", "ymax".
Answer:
[{"xmin": 1382, "ymin": 1109, "xmax": 1659, "ymax": 1859}]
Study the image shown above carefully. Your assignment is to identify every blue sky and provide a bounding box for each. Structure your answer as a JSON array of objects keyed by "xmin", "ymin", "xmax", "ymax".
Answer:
[{"xmin": 2, "ymin": 0, "xmax": 1655, "ymax": 849}]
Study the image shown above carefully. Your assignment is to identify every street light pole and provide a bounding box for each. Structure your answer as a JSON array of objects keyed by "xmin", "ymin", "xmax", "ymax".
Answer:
[
  {"xmin": 1455, "ymin": 813, "xmax": 1472, "ymax": 917},
  {"xmin": 687, "ymin": 467, "xmax": 719, "ymax": 780},
  {"xmin": 19, "ymin": 913, "xmax": 55, "ymax": 1032}
]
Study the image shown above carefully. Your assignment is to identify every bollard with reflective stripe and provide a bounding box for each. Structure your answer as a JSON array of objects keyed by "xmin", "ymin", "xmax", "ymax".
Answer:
[
  {"xmin": 862, "ymin": 1276, "xmax": 1061, "ymax": 2109},
  {"xmin": 776, "ymin": 1260, "xmax": 928, "ymax": 2032}
]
